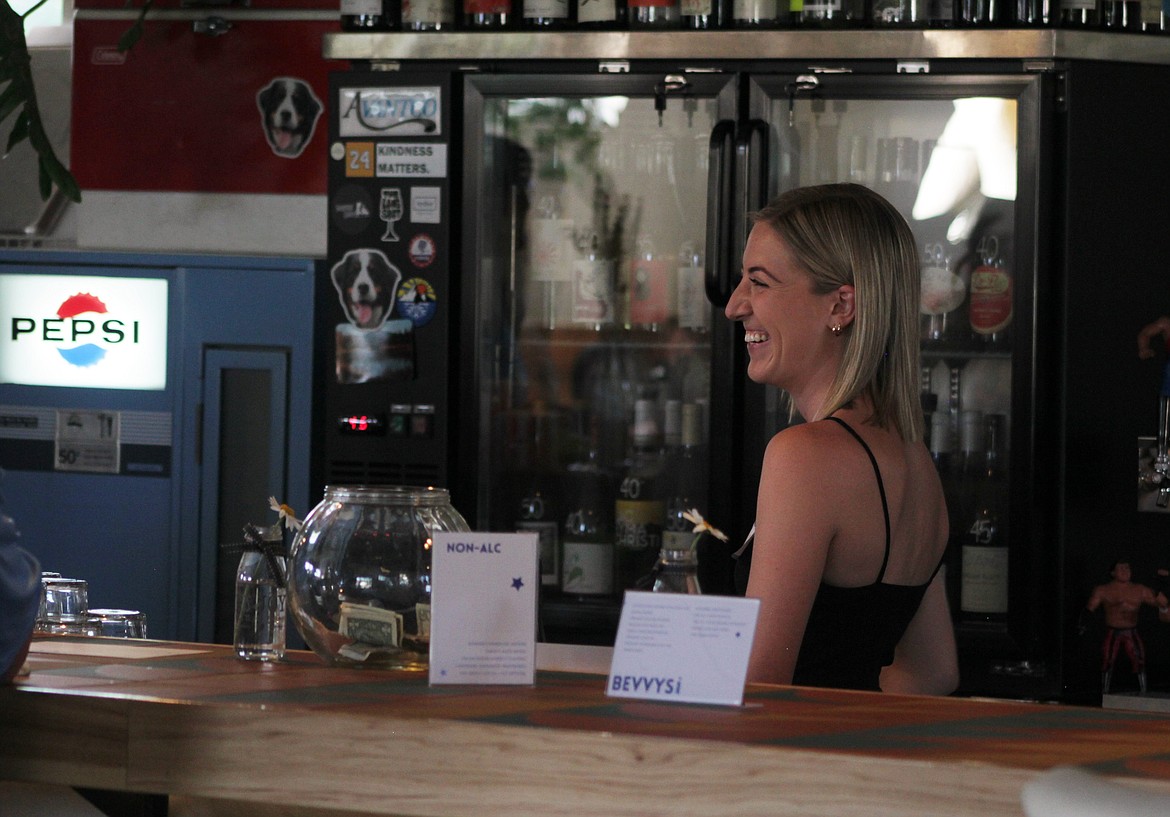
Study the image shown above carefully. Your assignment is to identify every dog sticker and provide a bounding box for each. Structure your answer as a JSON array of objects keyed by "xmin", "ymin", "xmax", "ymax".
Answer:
[
  {"xmin": 257, "ymin": 77, "xmax": 323, "ymax": 159},
  {"xmin": 331, "ymin": 248, "xmax": 402, "ymax": 331}
]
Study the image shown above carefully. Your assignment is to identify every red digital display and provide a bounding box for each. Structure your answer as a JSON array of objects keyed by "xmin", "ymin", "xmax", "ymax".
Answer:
[{"xmin": 337, "ymin": 414, "xmax": 386, "ymax": 436}]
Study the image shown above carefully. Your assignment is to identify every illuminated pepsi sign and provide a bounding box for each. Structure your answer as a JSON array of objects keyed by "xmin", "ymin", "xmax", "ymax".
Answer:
[{"xmin": 0, "ymin": 274, "xmax": 168, "ymax": 390}]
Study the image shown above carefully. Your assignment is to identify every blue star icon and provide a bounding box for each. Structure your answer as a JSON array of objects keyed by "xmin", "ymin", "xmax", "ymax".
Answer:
[{"xmin": 511, "ymin": 577, "xmax": 524, "ymax": 590}]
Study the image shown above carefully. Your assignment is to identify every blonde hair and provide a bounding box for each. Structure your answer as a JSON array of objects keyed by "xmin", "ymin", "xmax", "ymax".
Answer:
[{"xmin": 752, "ymin": 183, "xmax": 923, "ymax": 442}]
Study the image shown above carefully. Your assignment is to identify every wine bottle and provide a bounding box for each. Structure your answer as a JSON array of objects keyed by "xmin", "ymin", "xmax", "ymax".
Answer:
[
  {"xmin": 960, "ymin": 413, "xmax": 1009, "ymax": 626},
  {"xmin": 628, "ymin": 0, "xmax": 680, "ymax": 28},
  {"xmin": 572, "ymin": 232, "xmax": 617, "ymax": 330},
  {"xmin": 577, "ymin": 0, "xmax": 628, "ymax": 27},
  {"xmin": 1058, "ymin": 0, "xmax": 1097, "ymax": 24},
  {"xmin": 968, "ymin": 233, "xmax": 1013, "ymax": 348},
  {"xmin": 1014, "ymin": 0, "xmax": 1054, "ymax": 24},
  {"xmin": 920, "ymin": 243, "xmax": 970, "ymax": 349},
  {"xmin": 731, "ymin": 0, "xmax": 782, "ymax": 25},
  {"xmin": 532, "ymin": 194, "xmax": 574, "ymax": 330},
  {"xmin": 515, "ymin": 414, "xmax": 566, "ymax": 592},
  {"xmin": 464, "ymin": 0, "xmax": 518, "ymax": 28},
  {"xmin": 403, "ymin": 0, "xmax": 456, "ymax": 29},
  {"xmin": 342, "ymin": 0, "xmax": 400, "ymax": 30},
  {"xmin": 957, "ymin": 0, "xmax": 1004, "ymax": 23},
  {"xmin": 873, "ymin": 0, "xmax": 929, "ymax": 24},
  {"xmin": 628, "ymin": 238, "xmax": 671, "ymax": 332},
  {"xmin": 662, "ymin": 403, "xmax": 709, "ymax": 552},
  {"xmin": 615, "ymin": 399, "xmax": 666, "ymax": 591},
  {"xmin": 927, "ymin": 0, "xmax": 957, "ymax": 24},
  {"xmin": 682, "ymin": 0, "xmax": 727, "ymax": 27},
  {"xmin": 561, "ymin": 420, "xmax": 616, "ymax": 598},
  {"xmin": 523, "ymin": 0, "xmax": 574, "ymax": 27},
  {"xmin": 1101, "ymin": 0, "xmax": 1142, "ymax": 26},
  {"xmin": 801, "ymin": 0, "xmax": 867, "ymax": 26},
  {"xmin": 676, "ymin": 241, "xmax": 710, "ymax": 335}
]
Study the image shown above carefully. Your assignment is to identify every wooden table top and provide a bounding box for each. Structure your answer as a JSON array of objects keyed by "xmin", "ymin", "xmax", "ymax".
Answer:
[{"xmin": 4, "ymin": 636, "xmax": 1170, "ymax": 817}]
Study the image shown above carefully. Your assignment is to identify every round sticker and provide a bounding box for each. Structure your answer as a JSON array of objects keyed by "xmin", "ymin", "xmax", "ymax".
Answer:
[
  {"xmin": 330, "ymin": 141, "xmax": 346, "ymax": 161},
  {"xmin": 408, "ymin": 233, "xmax": 437, "ymax": 268},
  {"xmin": 330, "ymin": 184, "xmax": 374, "ymax": 236},
  {"xmin": 396, "ymin": 277, "xmax": 438, "ymax": 328}
]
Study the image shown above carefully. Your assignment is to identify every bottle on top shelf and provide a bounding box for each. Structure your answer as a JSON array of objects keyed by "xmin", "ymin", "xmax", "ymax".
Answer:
[
  {"xmin": 1100, "ymin": 0, "xmax": 1142, "ymax": 27},
  {"xmin": 927, "ymin": 0, "xmax": 957, "ymax": 25},
  {"xmin": 681, "ymin": 0, "xmax": 727, "ymax": 26},
  {"xmin": 957, "ymin": 0, "xmax": 1005, "ymax": 23},
  {"xmin": 628, "ymin": 0, "xmax": 681, "ymax": 27},
  {"xmin": 1058, "ymin": 0, "xmax": 1098, "ymax": 24},
  {"xmin": 959, "ymin": 413, "xmax": 1009, "ymax": 627},
  {"xmin": 731, "ymin": 0, "xmax": 784, "ymax": 25},
  {"xmin": 577, "ymin": 0, "xmax": 629, "ymax": 27},
  {"xmin": 800, "ymin": 0, "xmax": 868, "ymax": 26},
  {"xmin": 523, "ymin": 0, "xmax": 575, "ymax": 27},
  {"xmin": 341, "ymin": 0, "xmax": 402, "ymax": 30},
  {"xmin": 464, "ymin": 0, "xmax": 518, "ymax": 27},
  {"xmin": 872, "ymin": 0, "xmax": 930, "ymax": 25},
  {"xmin": 403, "ymin": 0, "xmax": 457, "ymax": 28},
  {"xmin": 1014, "ymin": 0, "xmax": 1055, "ymax": 24}
]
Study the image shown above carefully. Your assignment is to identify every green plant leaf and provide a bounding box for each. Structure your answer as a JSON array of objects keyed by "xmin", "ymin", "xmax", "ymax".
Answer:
[{"xmin": 5, "ymin": 106, "xmax": 28, "ymax": 152}]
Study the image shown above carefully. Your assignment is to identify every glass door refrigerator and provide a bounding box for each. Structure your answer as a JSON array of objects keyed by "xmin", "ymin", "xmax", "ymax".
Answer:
[{"xmin": 741, "ymin": 69, "xmax": 1054, "ymax": 699}]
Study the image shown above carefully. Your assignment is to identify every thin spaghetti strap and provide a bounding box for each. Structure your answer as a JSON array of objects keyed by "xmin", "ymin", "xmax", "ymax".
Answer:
[{"xmin": 823, "ymin": 416, "xmax": 893, "ymax": 582}]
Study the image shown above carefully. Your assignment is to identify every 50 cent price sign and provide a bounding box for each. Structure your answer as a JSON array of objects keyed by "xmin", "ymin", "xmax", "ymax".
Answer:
[{"xmin": 55, "ymin": 409, "xmax": 120, "ymax": 474}]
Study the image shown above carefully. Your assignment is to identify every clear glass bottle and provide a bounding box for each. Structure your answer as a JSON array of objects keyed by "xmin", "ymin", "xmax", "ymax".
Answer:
[
  {"xmin": 562, "ymin": 418, "xmax": 617, "ymax": 598},
  {"xmin": 234, "ymin": 523, "xmax": 287, "ymax": 662},
  {"xmin": 403, "ymin": 0, "xmax": 457, "ymax": 30},
  {"xmin": 628, "ymin": 0, "xmax": 680, "ymax": 27},
  {"xmin": 651, "ymin": 546, "xmax": 701, "ymax": 594},
  {"xmin": 731, "ymin": 0, "xmax": 783, "ymax": 26},
  {"xmin": 341, "ymin": 0, "xmax": 401, "ymax": 30},
  {"xmin": 577, "ymin": 0, "xmax": 628, "ymax": 27},
  {"xmin": 288, "ymin": 485, "xmax": 470, "ymax": 669}
]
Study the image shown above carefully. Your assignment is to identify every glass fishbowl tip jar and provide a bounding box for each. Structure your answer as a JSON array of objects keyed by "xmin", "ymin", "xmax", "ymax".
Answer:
[{"xmin": 288, "ymin": 485, "xmax": 470, "ymax": 669}]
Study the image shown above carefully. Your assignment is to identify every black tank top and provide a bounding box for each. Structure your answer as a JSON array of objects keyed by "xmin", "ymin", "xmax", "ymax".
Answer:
[{"xmin": 733, "ymin": 416, "xmax": 943, "ymax": 691}]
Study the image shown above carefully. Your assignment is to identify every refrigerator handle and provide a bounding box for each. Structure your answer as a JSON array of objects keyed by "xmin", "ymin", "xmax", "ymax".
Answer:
[
  {"xmin": 705, "ymin": 119, "xmax": 736, "ymax": 306},
  {"xmin": 735, "ymin": 118, "xmax": 770, "ymax": 275}
]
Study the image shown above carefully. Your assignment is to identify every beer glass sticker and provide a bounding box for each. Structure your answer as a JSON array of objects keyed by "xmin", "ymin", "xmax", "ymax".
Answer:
[
  {"xmin": 379, "ymin": 187, "xmax": 404, "ymax": 242},
  {"xmin": 338, "ymin": 87, "xmax": 441, "ymax": 137}
]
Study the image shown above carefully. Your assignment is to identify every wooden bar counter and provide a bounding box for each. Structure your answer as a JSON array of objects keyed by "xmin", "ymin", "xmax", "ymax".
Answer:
[{"xmin": 3, "ymin": 636, "xmax": 1170, "ymax": 817}]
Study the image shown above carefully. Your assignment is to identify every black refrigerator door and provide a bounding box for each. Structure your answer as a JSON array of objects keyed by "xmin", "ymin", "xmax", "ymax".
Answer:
[
  {"xmin": 457, "ymin": 72, "xmax": 742, "ymax": 642},
  {"xmin": 741, "ymin": 69, "xmax": 1061, "ymax": 699}
]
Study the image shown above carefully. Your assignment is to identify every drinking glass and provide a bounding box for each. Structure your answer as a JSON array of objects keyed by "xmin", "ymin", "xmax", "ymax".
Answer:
[{"xmin": 88, "ymin": 608, "xmax": 148, "ymax": 639}]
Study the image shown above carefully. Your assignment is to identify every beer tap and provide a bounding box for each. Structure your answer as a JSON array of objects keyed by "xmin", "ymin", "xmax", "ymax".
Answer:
[
  {"xmin": 1156, "ymin": 395, "xmax": 1170, "ymax": 508},
  {"xmin": 1137, "ymin": 317, "xmax": 1170, "ymax": 506}
]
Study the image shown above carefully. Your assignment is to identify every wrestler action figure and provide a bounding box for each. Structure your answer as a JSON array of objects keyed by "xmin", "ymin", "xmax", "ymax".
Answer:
[{"xmin": 1081, "ymin": 560, "xmax": 1168, "ymax": 695}]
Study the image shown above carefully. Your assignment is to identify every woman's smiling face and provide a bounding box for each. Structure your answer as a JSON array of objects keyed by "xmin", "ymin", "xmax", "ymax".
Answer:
[{"xmin": 725, "ymin": 222, "xmax": 841, "ymax": 394}]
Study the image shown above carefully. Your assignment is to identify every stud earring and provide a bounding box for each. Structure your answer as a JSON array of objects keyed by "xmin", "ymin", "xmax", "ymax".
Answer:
[{"xmin": 831, "ymin": 324, "xmax": 843, "ymax": 336}]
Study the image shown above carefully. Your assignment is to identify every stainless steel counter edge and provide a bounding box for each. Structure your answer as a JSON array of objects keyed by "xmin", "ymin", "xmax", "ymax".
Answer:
[{"xmin": 322, "ymin": 29, "xmax": 1170, "ymax": 65}]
